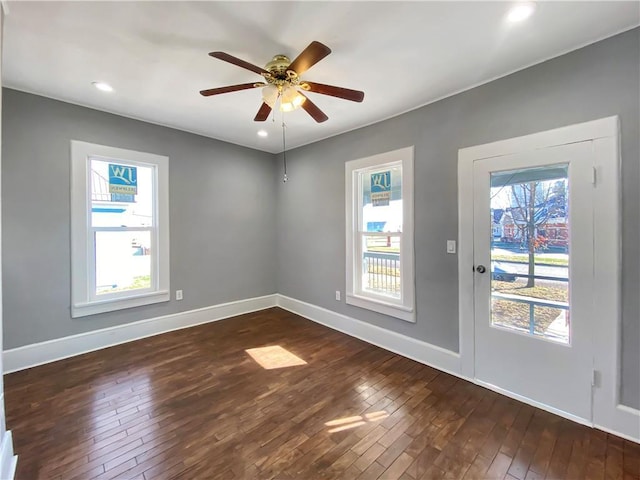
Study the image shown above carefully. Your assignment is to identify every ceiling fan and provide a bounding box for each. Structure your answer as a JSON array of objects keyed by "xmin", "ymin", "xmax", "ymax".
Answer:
[{"xmin": 199, "ymin": 41, "xmax": 364, "ymax": 123}]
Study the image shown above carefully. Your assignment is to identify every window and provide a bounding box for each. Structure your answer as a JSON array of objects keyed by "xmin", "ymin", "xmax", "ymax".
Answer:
[
  {"xmin": 345, "ymin": 146, "xmax": 415, "ymax": 322},
  {"xmin": 71, "ymin": 141, "xmax": 170, "ymax": 317}
]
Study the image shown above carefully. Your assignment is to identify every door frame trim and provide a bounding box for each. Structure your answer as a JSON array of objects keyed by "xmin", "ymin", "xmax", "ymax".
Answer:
[{"xmin": 457, "ymin": 116, "xmax": 638, "ymax": 440}]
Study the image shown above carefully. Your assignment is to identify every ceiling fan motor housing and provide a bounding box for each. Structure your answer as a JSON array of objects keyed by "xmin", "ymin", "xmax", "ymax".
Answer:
[
  {"xmin": 264, "ymin": 55, "xmax": 292, "ymax": 77},
  {"xmin": 201, "ymin": 41, "xmax": 363, "ymax": 123},
  {"xmin": 263, "ymin": 55, "xmax": 301, "ymax": 89}
]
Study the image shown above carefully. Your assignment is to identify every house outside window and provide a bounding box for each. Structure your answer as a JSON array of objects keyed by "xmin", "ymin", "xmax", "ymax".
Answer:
[
  {"xmin": 70, "ymin": 141, "xmax": 170, "ymax": 317},
  {"xmin": 345, "ymin": 146, "xmax": 415, "ymax": 322}
]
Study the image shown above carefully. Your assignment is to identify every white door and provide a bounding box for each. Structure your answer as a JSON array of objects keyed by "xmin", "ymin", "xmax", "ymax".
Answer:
[{"xmin": 473, "ymin": 141, "xmax": 595, "ymax": 422}]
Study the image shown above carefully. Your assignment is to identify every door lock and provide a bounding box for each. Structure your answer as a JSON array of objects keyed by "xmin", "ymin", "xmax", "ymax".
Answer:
[{"xmin": 476, "ymin": 265, "xmax": 486, "ymax": 274}]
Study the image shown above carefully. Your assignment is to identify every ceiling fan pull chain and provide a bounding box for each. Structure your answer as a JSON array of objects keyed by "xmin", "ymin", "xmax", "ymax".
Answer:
[{"xmin": 282, "ymin": 118, "xmax": 288, "ymax": 183}]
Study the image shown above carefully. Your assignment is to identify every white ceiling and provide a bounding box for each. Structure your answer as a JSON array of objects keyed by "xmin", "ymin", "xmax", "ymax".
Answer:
[{"xmin": 3, "ymin": 1, "xmax": 639, "ymax": 153}]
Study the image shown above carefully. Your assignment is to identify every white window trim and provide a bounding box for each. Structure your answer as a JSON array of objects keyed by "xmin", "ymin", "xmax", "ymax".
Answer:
[
  {"xmin": 345, "ymin": 146, "xmax": 415, "ymax": 322},
  {"xmin": 71, "ymin": 141, "xmax": 170, "ymax": 317}
]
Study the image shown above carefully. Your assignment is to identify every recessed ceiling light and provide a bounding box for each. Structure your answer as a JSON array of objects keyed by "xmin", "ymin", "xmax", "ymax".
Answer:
[
  {"xmin": 92, "ymin": 81, "xmax": 114, "ymax": 92},
  {"xmin": 506, "ymin": 2, "xmax": 536, "ymax": 22},
  {"xmin": 257, "ymin": 130, "xmax": 268, "ymax": 138}
]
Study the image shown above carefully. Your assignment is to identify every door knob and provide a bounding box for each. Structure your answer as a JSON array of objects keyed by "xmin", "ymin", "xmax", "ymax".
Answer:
[{"xmin": 476, "ymin": 265, "xmax": 486, "ymax": 274}]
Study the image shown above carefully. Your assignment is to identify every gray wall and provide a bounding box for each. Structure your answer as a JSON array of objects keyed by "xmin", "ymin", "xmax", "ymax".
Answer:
[
  {"xmin": 276, "ymin": 29, "xmax": 640, "ymax": 408},
  {"xmin": 2, "ymin": 89, "xmax": 278, "ymax": 349},
  {"xmin": 2, "ymin": 29, "xmax": 638, "ymax": 409}
]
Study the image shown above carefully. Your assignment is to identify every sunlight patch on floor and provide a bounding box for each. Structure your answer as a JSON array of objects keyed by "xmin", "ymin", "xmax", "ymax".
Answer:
[
  {"xmin": 245, "ymin": 345, "xmax": 307, "ymax": 370},
  {"xmin": 325, "ymin": 410, "xmax": 389, "ymax": 433}
]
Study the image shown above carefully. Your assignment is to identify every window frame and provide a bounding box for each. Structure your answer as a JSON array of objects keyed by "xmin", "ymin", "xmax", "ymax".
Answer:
[
  {"xmin": 345, "ymin": 146, "xmax": 415, "ymax": 322},
  {"xmin": 70, "ymin": 141, "xmax": 170, "ymax": 317}
]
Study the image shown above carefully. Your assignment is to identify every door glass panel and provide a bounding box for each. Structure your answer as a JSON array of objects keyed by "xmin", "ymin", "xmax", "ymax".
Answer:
[{"xmin": 489, "ymin": 164, "xmax": 570, "ymax": 344}]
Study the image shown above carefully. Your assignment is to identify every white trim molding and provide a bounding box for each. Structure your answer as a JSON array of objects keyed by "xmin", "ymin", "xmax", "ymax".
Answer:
[
  {"xmin": 475, "ymin": 379, "xmax": 593, "ymax": 428},
  {"xmin": 590, "ymin": 127, "xmax": 639, "ymax": 443},
  {"xmin": 0, "ymin": 395, "xmax": 17, "ymax": 480},
  {"xmin": 3, "ymin": 294, "xmax": 637, "ymax": 443},
  {"xmin": 458, "ymin": 116, "xmax": 637, "ymax": 443},
  {"xmin": 3, "ymin": 294, "xmax": 277, "ymax": 374},
  {"xmin": 458, "ymin": 117, "xmax": 619, "ymax": 163},
  {"xmin": 70, "ymin": 141, "xmax": 171, "ymax": 318},
  {"xmin": 0, "ymin": 431, "xmax": 16, "ymax": 480},
  {"xmin": 276, "ymin": 294, "xmax": 460, "ymax": 376},
  {"xmin": 345, "ymin": 146, "xmax": 416, "ymax": 322},
  {"xmin": 278, "ymin": 294, "xmax": 638, "ymax": 443},
  {"xmin": 596, "ymin": 405, "xmax": 640, "ymax": 444}
]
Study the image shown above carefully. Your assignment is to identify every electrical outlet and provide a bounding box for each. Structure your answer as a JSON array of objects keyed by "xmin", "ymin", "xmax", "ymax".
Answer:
[
  {"xmin": 176, "ymin": 290, "xmax": 183, "ymax": 301},
  {"xmin": 335, "ymin": 290, "xmax": 341, "ymax": 301}
]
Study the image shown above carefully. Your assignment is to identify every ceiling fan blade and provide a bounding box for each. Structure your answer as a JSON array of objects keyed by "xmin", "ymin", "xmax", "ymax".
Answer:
[
  {"xmin": 200, "ymin": 83, "xmax": 265, "ymax": 97},
  {"xmin": 254, "ymin": 103, "xmax": 272, "ymax": 122},
  {"xmin": 209, "ymin": 51, "xmax": 270, "ymax": 76},
  {"xmin": 287, "ymin": 41, "xmax": 331, "ymax": 76},
  {"xmin": 300, "ymin": 82, "xmax": 364, "ymax": 102},
  {"xmin": 299, "ymin": 93, "xmax": 328, "ymax": 123}
]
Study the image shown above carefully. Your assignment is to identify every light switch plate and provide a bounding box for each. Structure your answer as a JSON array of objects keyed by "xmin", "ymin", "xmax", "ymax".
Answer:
[{"xmin": 447, "ymin": 240, "xmax": 456, "ymax": 254}]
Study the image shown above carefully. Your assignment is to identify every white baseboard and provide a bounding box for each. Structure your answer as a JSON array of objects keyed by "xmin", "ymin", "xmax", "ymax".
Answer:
[
  {"xmin": 595, "ymin": 404, "xmax": 640, "ymax": 443},
  {"xmin": 0, "ymin": 431, "xmax": 17, "ymax": 480},
  {"xmin": 0, "ymin": 395, "xmax": 17, "ymax": 480},
  {"xmin": 3, "ymin": 293, "xmax": 637, "ymax": 446},
  {"xmin": 276, "ymin": 294, "xmax": 639, "ymax": 444},
  {"xmin": 3, "ymin": 294, "xmax": 277, "ymax": 374},
  {"xmin": 276, "ymin": 294, "xmax": 462, "ymax": 376},
  {"xmin": 474, "ymin": 379, "xmax": 592, "ymax": 427}
]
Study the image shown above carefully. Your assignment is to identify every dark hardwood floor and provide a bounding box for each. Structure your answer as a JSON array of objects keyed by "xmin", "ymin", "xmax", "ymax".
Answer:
[{"xmin": 5, "ymin": 307, "xmax": 639, "ymax": 479}]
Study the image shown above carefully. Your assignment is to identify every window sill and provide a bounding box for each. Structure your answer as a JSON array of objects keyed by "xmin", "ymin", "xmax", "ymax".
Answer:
[
  {"xmin": 72, "ymin": 290, "xmax": 170, "ymax": 318},
  {"xmin": 346, "ymin": 293, "xmax": 415, "ymax": 323}
]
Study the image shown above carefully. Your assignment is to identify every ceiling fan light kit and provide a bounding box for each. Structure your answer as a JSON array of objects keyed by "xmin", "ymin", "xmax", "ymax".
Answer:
[
  {"xmin": 200, "ymin": 40, "xmax": 365, "ymax": 184},
  {"xmin": 200, "ymin": 41, "xmax": 365, "ymax": 123},
  {"xmin": 261, "ymin": 84, "xmax": 279, "ymax": 108},
  {"xmin": 280, "ymin": 85, "xmax": 306, "ymax": 112}
]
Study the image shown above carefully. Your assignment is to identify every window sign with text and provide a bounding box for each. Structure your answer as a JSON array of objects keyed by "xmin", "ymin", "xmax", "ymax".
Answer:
[
  {"xmin": 109, "ymin": 163, "xmax": 138, "ymax": 195},
  {"xmin": 371, "ymin": 170, "xmax": 391, "ymax": 206}
]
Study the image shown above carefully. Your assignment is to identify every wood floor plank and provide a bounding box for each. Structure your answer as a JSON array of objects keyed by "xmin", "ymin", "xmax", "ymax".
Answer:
[
  {"xmin": 351, "ymin": 424, "xmax": 388, "ymax": 456},
  {"xmin": 485, "ymin": 451, "xmax": 514, "ymax": 479},
  {"xmin": 4, "ymin": 307, "xmax": 636, "ymax": 480},
  {"xmin": 623, "ymin": 440, "xmax": 640, "ymax": 478},
  {"xmin": 605, "ymin": 436, "xmax": 625, "ymax": 480},
  {"xmin": 545, "ymin": 423, "xmax": 574, "ymax": 479},
  {"xmin": 462, "ymin": 453, "xmax": 493, "ymax": 479},
  {"xmin": 357, "ymin": 460, "xmax": 386, "ymax": 480},
  {"xmin": 377, "ymin": 433, "xmax": 413, "ymax": 468},
  {"xmin": 583, "ymin": 431, "xmax": 607, "ymax": 480},
  {"xmin": 383, "ymin": 452, "xmax": 415, "ymax": 479},
  {"xmin": 353, "ymin": 442, "xmax": 387, "ymax": 472},
  {"xmin": 408, "ymin": 445, "xmax": 442, "ymax": 479}
]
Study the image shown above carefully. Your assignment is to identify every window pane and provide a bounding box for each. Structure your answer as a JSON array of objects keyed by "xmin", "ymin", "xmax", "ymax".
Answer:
[
  {"xmin": 95, "ymin": 231, "xmax": 151, "ymax": 295},
  {"xmin": 360, "ymin": 165, "xmax": 403, "ymax": 233},
  {"xmin": 362, "ymin": 235, "xmax": 401, "ymax": 299},
  {"xmin": 489, "ymin": 164, "xmax": 570, "ymax": 344},
  {"xmin": 345, "ymin": 146, "xmax": 414, "ymax": 322},
  {"xmin": 90, "ymin": 158, "xmax": 154, "ymax": 227}
]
